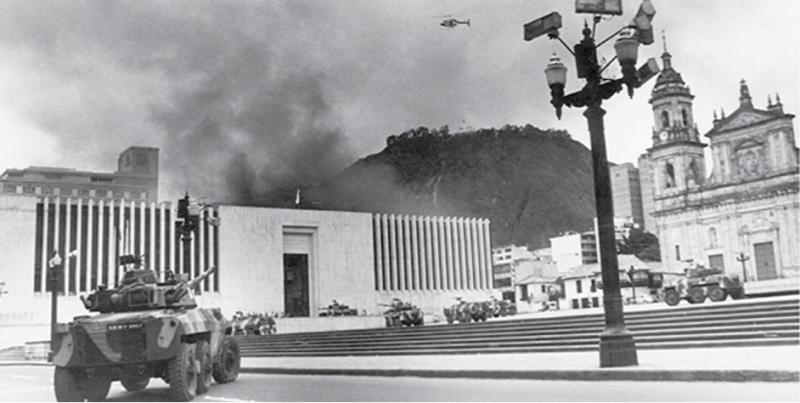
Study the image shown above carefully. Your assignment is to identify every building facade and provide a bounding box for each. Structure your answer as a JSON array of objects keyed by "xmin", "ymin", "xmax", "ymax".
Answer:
[
  {"xmin": 549, "ymin": 231, "xmax": 598, "ymax": 273},
  {"xmin": 1, "ymin": 147, "xmax": 159, "ymax": 203},
  {"xmin": 610, "ymin": 163, "xmax": 644, "ymax": 227},
  {"xmin": 0, "ymin": 196, "xmax": 493, "ymax": 347},
  {"xmin": 639, "ymin": 46, "xmax": 799, "ymax": 293}
]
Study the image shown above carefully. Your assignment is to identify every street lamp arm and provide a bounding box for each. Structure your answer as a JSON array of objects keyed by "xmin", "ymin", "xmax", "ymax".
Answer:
[
  {"xmin": 598, "ymin": 55, "xmax": 618, "ymax": 75},
  {"xmin": 548, "ymin": 33, "xmax": 576, "ymax": 57}
]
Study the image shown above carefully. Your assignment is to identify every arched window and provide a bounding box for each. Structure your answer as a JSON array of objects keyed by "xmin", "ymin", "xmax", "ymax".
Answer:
[
  {"xmin": 664, "ymin": 162, "xmax": 676, "ymax": 188},
  {"xmin": 661, "ymin": 111, "xmax": 670, "ymax": 128},
  {"xmin": 688, "ymin": 159, "xmax": 700, "ymax": 185},
  {"xmin": 681, "ymin": 109, "xmax": 689, "ymax": 126}
]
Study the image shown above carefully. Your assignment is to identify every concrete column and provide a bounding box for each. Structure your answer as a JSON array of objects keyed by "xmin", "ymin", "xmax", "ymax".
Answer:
[
  {"xmin": 399, "ymin": 215, "xmax": 409, "ymax": 290},
  {"xmin": 159, "ymin": 202, "xmax": 167, "ymax": 279},
  {"xmin": 432, "ymin": 217, "xmax": 442, "ymax": 290},
  {"xmin": 424, "ymin": 217, "xmax": 433, "ymax": 291},
  {"xmin": 139, "ymin": 201, "xmax": 145, "ymax": 255},
  {"xmin": 381, "ymin": 214, "xmax": 390, "ymax": 291},
  {"xmin": 64, "ymin": 198, "xmax": 72, "ymax": 294},
  {"xmin": 53, "ymin": 197, "xmax": 62, "ymax": 292},
  {"xmin": 75, "ymin": 198, "xmax": 83, "ymax": 292},
  {"xmin": 108, "ymin": 200, "xmax": 117, "ymax": 286},
  {"xmin": 411, "ymin": 215, "xmax": 420, "ymax": 290},
  {"xmin": 97, "ymin": 199, "xmax": 105, "ymax": 288},
  {"xmin": 373, "ymin": 215, "xmax": 383, "ymax": 291},
  {"xmin": 466, "ymin": 218, "xmax": 476, "ymax": 290},
  {"xmin": 453, "ymin": 218, "xmax": 467, "ymax": 290},
  {"xmin": 208, "ymin": 207, "xmax": 216, "ymax": 290},
  {"xmin": 476, "ymin": 219, "xmax": 487, "ymax": 289},
  {"xmin": 445, "ymin": 218, "xmax": 455, "ymax": 290},
  {"xmin": 389, "ymin": 214, "xmax": 398, "ymax": 291},
  {"xmin": 86, "ymin": 199, "xmax": 94, "ymax": 290},
  {"xmin": 150, "ymin": 202, "xmax": 157, "ymax": 271},
  {"xmin": 198, "ymin": 206, "xmax": 206, "ymax": 278},
  {"xmin": 482, "ymin": 219, "xmax": 492, "ymax": 289},
  {"xmin": 41, "ymin": 198, "xmax": 50, "ymax": 292}
]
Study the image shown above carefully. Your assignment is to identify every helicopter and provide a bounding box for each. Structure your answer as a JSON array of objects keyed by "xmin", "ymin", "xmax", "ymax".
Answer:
[{"xmin": 440, "ymin": 17, "xmax": 470, "ymax": 29}]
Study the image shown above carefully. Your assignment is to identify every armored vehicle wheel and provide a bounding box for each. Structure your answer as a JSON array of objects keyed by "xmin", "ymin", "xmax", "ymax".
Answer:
[
  {"xmin": 82, "ymin": 371, "xmax": 112, "ymax": 401},
  {"xmin": 664, "ymin": 289, "xmax": 681, "ymax": 306},
  {"xmin": 508, "ymin": 305, "xmax": 517, "ymax": 315},
  {"xmin": 445, "ymin": 315, "xmax": 454, "ymax": 324},
  {"xmin": 196, "ymin": 340, "xmax": 213, "ymax": 394},
  {"xmin": 213, "ymin": 336, "xmax": 240, "ymax": 384},
  {"xmin": 121, "ymin": 377, "xmax": 149, "ymax": 392},
  {"xmin": 708, "ymin": 286, "xmax": 726, "ymax": 302},
  {"xmin": 688, "ymin": 287, "xmax": 706, "ymax": 304},
  {"xmin": 54, "ymin": 367, "xmax": 85, "ymax": 402},
  {"xmin": 167, "ymin": 342, "xmax": 198, "ymax": 401},
  {"xmin": 729, "ymin": 287, "xmax": 745, "ymax": 300}
]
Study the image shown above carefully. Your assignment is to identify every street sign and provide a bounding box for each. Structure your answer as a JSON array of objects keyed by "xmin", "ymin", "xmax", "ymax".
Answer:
[
  {"xmin": 575, "ymin": 0, "xmax": 622, "ymax": 16},
  {"xmin": 524, "ymin": 12, "xmax": 562, "ymax": 41}
]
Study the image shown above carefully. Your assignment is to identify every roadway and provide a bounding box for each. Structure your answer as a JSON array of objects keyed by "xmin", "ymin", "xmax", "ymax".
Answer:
[{"xmin": 1, "ymin": 365, "xmax": 798, "ymax": 402}]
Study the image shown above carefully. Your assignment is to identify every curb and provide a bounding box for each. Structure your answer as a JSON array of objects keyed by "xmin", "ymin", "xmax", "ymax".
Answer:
[
  {"xmin": 239, "ymin": 367, "xmax": 800, "ymax": 383},
  {"xmin": 0, "ymin": 361, "xmax": 51, "ymax": 366}
]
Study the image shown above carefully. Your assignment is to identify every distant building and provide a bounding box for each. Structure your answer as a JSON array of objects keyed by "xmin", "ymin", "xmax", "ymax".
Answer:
[
  {"xmin": 1, "ymin": 146, "xmax": 159, "ymax": 203},
  {"xmin": 549, "ymin": 231, "xmax": 598, "ymax": 273},
  {"xmin": 638, "ymin": 42, "xmax": 799, "ymax": 295},
  {"xmin": 610, "ymin": 163, "xmax": 644, "ymax": 226}
]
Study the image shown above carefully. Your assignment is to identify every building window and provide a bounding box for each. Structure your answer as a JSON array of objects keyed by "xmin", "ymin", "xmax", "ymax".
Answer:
[
  {"xmin": 123, "ymin": 191, "xmax": 131, "ymax": 199},
  {"xmin": 89, "ymin": 189, "xmax": 96, "ymax": 197},
  {"xmin": 661, "ymin": 110, "xmax": 670, "ymax": 128},
  {"xmin": 541, "ymin": 285, "xmax": 547, "ymax": 293},
  {"xmin": 23, "ymin": 185, "xmax": 35, "ymax": 194},
  {"xmin": 79, "ymin": 189, "xmax": 90, "ymax": 196},
  {"xmin": 3, "ymin": 184, "xmax": 15, "ymax": 193},
  {"xmin": 682, "ymin": 109, "xmax": 689, "ymax": 126},
  {"xmin": 70, "ymin": 188, "xmax": 79, "ymax": 196},
  {"xmin": 572, "ymin": 299, "xmax": 579, "ymax": 309},
  {"xmin": 576, "ymin": 280, "xmax": 582, "ymax": 293},
  {"xmin": 675, "ymin": 245, "xmax": 681, "ymax": 261},
  {"xmin": 592, "ymin": 297, "xmax": 599, "ymax": 307},
  {"xmin": 590, "ymin": 279, "xmax": 596, "ymax": 292},
  {"xmin": 34, "ymin": 186, "xmax": 42, "ymax": 195},
  {"xmin": 581, "ymin": 298, "xmax": 590, "ymax": 308},
  {"xmin": 519, "ymin": 284, "xmax": 528, "ymax": 301},
  {"xmin": 665, "ymin": 163, "xmax": 676, "ymax": 188},
  {"xmin": 106, "ymin": 190, "xmax": 113, "ymax": 198},
  {"xmin": 140, "ymin": 192, "xmax": 147, "ymax": 199}
]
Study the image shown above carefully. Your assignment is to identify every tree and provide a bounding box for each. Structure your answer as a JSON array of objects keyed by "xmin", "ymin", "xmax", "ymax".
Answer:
[{"xmin": 617, "ymin": 228, "xmax": 661, "ymax": 261}]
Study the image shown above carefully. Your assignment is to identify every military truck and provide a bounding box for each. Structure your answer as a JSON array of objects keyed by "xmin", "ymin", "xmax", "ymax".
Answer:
[
  {"xmin": 52, "ymin": 255, "xmax": 240, "ymax": 401},
  {"xmin": 663, "ymin": 265, "xmax": 745, "ymax": 306}
]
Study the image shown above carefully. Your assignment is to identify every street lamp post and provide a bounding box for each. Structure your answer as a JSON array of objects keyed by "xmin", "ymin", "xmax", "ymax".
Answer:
[
  {"xmin": 736, "ymin": 252, "xmax": 750, "ymax": 282},
  {"xmin": 48, "ymin": 251, "xmax": 62, "ymax": 362},
  {"xmin": 524, "ymin": 1, "xmax": 659, "ymax": 368}
]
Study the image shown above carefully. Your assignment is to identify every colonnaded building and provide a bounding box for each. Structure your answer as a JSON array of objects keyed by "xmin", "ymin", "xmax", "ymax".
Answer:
[
  {"xmin": 639, "ymin": 46, "xmax": 800, "ymax": 294},
  {"xmin": 0, "ymin": 194, "xmax": 493, "ymax": 347}
]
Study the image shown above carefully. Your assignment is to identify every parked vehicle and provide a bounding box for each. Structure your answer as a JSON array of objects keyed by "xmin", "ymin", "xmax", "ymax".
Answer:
[
  {"xmin": 381, "ymin": 298, "xmax": 424, "ymax": 327},
  {"xmin": 318, "ymin": 300, "xmax": 359, "ymax": 317},
  {"xmin": 53, "ymin": 255, "xmax": 239, "ymax": 401},
  {"xmin": 232, "ymin": 312, "xmax": 276, "ymax": 335},
  {"xmin": 663, "ymin": 265, "xmax": 745, "ymax": 306}
]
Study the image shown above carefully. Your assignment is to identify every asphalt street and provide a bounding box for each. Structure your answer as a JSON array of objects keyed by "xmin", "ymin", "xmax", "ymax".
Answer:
[{"xmin": 1, "ymin": 365, "xmax": 798, "ymax": 402}]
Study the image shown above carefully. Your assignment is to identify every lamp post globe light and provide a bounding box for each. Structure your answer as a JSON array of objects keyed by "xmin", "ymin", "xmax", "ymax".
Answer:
[{"xmin": 525, "ymin": 0, "xmax": 659, "ymax": 368}]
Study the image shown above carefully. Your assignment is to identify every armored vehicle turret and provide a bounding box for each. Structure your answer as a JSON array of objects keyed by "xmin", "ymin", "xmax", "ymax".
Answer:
[{"xmin": 52, "ymin": 254, "xmax": 240, "ymax": 401}]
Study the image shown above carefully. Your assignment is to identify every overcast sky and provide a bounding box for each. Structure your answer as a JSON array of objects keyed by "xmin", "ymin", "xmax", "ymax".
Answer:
[{"xmin": 0, "ymin": 0, "xmax": 797, "ymax": 201}]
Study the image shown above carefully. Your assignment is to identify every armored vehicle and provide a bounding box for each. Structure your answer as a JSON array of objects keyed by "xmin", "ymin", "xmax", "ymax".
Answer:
[
  {"xmin": 381, "ymin": 298, "xmax": 424, "ymax": 327},
  {"xmin": 663, "ymin": 265, "xmax": 745, "ymax": 306},
  {"xmin": 52, "ymin": 255, "xmax": 240, "ymax": 401}
]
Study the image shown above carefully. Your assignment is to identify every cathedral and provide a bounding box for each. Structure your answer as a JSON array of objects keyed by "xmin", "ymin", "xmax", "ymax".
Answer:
[{"xmin": 638, "ymin": 42, "xmax": 799, "ymax": 294}]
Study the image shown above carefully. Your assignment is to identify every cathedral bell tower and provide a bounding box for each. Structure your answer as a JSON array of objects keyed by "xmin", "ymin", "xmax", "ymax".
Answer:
[{"xmin": 647, "ymin": 34, "xmax": 706, "ymax": 197}]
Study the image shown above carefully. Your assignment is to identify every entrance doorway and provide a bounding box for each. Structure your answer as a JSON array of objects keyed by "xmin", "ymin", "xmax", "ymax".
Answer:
[
  {"xmin": 283, "ymin": 254, "xmax": 309, "ymax": 317},
  {"xmin": 753, "ymin": 242, "xmax": 777, "ymax": 281}
]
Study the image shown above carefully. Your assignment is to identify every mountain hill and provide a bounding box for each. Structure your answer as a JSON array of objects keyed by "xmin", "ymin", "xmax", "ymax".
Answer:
[{"xmin": 302, "ymin": 124, "xmax": 597, "ymax": 249}]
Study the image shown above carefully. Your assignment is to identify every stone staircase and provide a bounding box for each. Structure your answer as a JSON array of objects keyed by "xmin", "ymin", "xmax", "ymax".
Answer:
[{"xmin": 237, "ymin": 297, "xmax": 799, "ymax": 357}]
